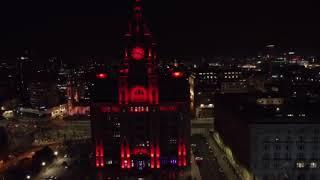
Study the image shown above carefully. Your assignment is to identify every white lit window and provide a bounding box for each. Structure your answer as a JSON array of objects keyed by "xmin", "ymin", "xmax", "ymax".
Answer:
[
  {"xmin": 200, "ymin": 104, "xmax": 204, "ymax": 107},
  {"xmin": 310, "ymin": 162, "xmax": 317, "ymax": 168},
  {"xmin": 107, "ymin": 160, "xmax": 113, "ymax": 165},
  {"xmin": 296, "ymin": 162, "xmax": 305, "ymax": 168}
]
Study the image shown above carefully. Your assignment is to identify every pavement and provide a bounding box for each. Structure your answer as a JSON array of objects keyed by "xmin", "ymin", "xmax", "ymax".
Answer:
[{"xmin": 190, "ymin": 153, "xmax": 202, "ymax": 180}]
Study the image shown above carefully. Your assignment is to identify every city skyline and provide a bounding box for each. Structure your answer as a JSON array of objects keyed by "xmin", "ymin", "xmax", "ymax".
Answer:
[{"xmin": 1, "ymin": 1, "xmax": 320, "ymax": 179}]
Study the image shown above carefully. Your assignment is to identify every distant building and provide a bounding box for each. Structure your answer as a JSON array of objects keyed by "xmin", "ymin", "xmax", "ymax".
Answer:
[
  {"xmin": 189, "ymin": 64, "xmax": 248, "ymax": 118},
  {"xmin": 28, "ymin": 81, "xmax": 60, "ymax": 110},
  {"xmin": 214, "ymin": 94, "xmax": 320, "ymax": 180},
  {"xmin": 189, "ymin": 64, "xmax": 219, "ymax": 118},
  {"xmin": 220, "ymin": 68, "xmax": 248, "ymax": 94}
]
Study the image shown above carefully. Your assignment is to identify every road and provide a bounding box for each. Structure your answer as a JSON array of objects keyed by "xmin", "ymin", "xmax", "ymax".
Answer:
[
  {"xmin": 0, "ymin": 146, "xmax": 43, "ymax": 173},
  {"xmin": 191, "ymin": 135, "xmax": 227, "ymax": 180},
  {"xmin": 206, "ymin": 135, "xmax": 241, "ymax": 180},
  {"xmin": 34, "ymin": 156, "xmax": 72, "ymax": 180}
]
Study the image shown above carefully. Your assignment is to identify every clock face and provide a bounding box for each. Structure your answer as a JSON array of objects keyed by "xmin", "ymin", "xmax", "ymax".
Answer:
[{"xmin": 131, "ymin": 47, "xmax": 145, "ymax": 61}]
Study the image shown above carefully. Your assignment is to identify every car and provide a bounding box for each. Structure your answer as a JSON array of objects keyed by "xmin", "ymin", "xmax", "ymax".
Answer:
[
  {"xmin": 45, "ymin": 176, "xmax": 58, "ymax": 180},
  {"xmin": 195, "ymin": 156, "xmax": 203, "ymax": 161}
]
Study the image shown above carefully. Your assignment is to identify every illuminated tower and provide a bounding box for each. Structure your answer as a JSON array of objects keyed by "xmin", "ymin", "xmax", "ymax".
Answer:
[{"xmin": 90, "ymin": 1, "xmax": 190, "ymax": 179}]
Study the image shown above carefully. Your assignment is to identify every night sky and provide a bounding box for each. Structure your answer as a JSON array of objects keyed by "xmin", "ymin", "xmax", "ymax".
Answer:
[{"xmin": 0, "ymin": 0, "xmax": 319, "ymax": 59}]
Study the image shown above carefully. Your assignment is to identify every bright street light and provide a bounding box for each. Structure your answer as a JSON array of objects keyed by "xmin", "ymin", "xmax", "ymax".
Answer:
[{"xmin": 41, "ymin": 161, "xmax": 46, "ymax": 166}]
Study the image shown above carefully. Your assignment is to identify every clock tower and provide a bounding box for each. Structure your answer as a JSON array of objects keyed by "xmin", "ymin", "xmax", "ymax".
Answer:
[
  {"xmin": 119, "ymin": 0, "xmax": 158, "ymax": 105},
  {"xmin": 90, "ymin": 0, "xmax": 190, "ymax": 179}
]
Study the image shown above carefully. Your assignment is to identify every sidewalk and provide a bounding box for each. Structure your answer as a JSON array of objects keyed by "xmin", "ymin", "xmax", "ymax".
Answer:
[
  {"xmin": 190, "ymin": 152, "xmax": 202, "ymax": 180},
  {"xmin": 207, "ymin": 136, "xmax": 241, "ymax": 180}
]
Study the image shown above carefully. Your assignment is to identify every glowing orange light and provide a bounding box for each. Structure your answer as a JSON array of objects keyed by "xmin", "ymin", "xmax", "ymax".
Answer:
[
  {"xmin": 96, "ymin": 73, "xmax": 108, "ymax": 79},
  {"xmin": 172, "ymin": 71, "xmax": 183, "ymax": 78}
]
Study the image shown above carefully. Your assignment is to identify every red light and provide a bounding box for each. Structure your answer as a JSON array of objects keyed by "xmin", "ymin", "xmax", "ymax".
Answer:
[
  {"xmin": 96, "ymin": 73, "xmax": 108, "ymax": 79},
  {"xmin": 150, "ymin": 144, "xmax": 154, "ymax": 157},
  {"xmin": 131, "ymin": 47, "xmax": 145, "ymax": 61},
  {"xmin": 121, "ymin": 144, "xmax": 124, "ymax": 158},
  {"xmin": 134, "ymin": 6, "xmax": 141, "ymax": 11},
  {"xmin": 172, "ymin": 71, "xmax": 183, "ymax": 78},
  {"xmin": 156, "ymin": 145, "xmax": 160, "ymax": 158},
  {"xmin": 130, "ymin": 86, "xmax": 148, "ymax": 102}
]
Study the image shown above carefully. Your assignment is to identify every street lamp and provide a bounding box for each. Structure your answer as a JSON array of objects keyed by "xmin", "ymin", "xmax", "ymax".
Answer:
[
  {"xmin": 54, "ymin": 151, "xmax": 58, "ymax": 156},
  {"xmin": 26, "ymin": 175, "xmax": 31, "ymax": 179},
  {"xmin": 41, "ymin": 161, "xmax": 46, "ymax": 166}
]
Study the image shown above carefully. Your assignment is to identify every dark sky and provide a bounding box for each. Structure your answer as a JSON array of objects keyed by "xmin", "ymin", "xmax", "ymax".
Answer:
[{"xmin": 0, "ymin": 0, "xmax": 319, "ymax": 58}]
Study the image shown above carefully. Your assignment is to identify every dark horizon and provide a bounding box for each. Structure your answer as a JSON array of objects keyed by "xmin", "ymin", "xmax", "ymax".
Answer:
[{"xmin": 0, "ymin": 0, "xmax": 319, "ymax": 58}]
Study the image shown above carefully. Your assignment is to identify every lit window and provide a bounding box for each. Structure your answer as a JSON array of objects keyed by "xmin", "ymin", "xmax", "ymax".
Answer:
[
  {"xmin": 310, "ymin": 162, "xmax": 317, "ymax": 168},
  {"xmin": 296, "ymin": 162, "xmax": 305, "ymax": 168},
  {"xmin": 200, "ymin": 104, "xmax": 204, "ymax": 107},
  {"xmin": 107, "ymin": 160, "xmax": 113, "ymax": 165}
]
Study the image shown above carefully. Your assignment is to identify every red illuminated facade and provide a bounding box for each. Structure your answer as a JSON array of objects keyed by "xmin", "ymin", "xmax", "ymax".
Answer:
[{"xmin": 90, "ymin": 1, "xmax": 190, "ymax": 179}]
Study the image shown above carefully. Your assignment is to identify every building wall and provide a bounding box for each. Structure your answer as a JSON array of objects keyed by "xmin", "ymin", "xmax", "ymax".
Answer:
[{"xmin": 250, "ymin": 124, "xmax": 320, "ymax": 180}]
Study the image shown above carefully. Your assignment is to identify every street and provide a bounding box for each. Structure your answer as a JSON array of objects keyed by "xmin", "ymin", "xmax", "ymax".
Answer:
[
  {"xmin": 206, "ymin": 135, "xmax": 241, "ymax": 180},
  {"xmin": 191, "ymin": 135, "xmax": 227, "ymax": 180}
]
